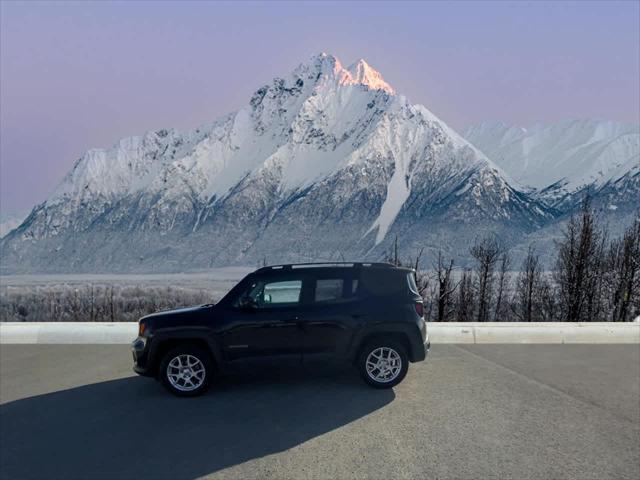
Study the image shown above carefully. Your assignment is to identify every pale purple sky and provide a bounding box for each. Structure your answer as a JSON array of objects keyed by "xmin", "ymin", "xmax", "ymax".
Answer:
[{"xmin": 1, "ymin": 0, "xmax": 638, "ymax": 213}]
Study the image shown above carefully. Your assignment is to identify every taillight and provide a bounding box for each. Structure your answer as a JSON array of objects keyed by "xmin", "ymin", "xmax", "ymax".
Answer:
[{"xmin": 414, "ymin": 302, "xmax": 424, "ymax": 317}]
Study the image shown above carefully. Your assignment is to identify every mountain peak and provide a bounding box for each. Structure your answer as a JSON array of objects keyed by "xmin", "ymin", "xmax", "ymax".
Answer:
[
  {"xmin": 346, "ymin": 58, "xmax": 395, "ymax": 94},
  {"xmin": 302, "ymin": 53, "xmax": 395, "ymax": 95}
]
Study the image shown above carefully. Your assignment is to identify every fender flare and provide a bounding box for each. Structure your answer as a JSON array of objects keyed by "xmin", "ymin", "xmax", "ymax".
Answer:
[
  {"xmin": 147, "ymin": 328, "xmax": 224, "ymax": 375},
  {"xmin": 350, "ymin": 323, "xmax": 417, "ymax": 363}
]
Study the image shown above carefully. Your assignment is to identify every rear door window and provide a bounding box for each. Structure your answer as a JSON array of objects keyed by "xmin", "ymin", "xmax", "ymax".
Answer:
[
  {"xmin": 314, "ymin": 278, "xmax": 344, "ymax": 302},
  {"xmin": 312, "ymin": 272, "xmax": 359, "ymax": 304}
]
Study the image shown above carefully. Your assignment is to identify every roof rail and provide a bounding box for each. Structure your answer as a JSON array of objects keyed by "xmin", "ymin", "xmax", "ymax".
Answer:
[{"xmin": 255, "ymin": 262, "xmax": 395, "ymax": 272}]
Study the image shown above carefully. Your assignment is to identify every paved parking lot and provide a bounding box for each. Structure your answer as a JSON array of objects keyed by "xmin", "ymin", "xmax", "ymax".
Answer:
[{"xmin": 1, "ymin": 344, "xmax": 639, "ymax": 479}]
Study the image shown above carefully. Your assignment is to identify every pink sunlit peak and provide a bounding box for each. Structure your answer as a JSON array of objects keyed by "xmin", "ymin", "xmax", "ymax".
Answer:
[
  {"xmin": 347, "ymin": 58, "xmax": 395, "ymax": 95},
  {"xmin": 307, "ymin": 53, "xmax": 395, "ymax": 95}
]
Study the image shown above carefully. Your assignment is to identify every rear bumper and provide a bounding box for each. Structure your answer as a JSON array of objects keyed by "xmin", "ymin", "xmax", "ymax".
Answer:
[{"xmin": 410, "ymin": 332, "xmax": 429, "ymax": 362}]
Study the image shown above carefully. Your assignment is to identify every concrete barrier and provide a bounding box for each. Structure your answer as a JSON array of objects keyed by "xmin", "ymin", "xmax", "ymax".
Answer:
[
  {"xmin": 1, "ymin": 321, "xmax": 638, "ymax": 344},
  {"xmin": 437, "ymin": 322, "xmax": 640, "ymax": 344},
  {"xmin": 0, "ymin": 322, "xmax": 137, "ymax": 344}
]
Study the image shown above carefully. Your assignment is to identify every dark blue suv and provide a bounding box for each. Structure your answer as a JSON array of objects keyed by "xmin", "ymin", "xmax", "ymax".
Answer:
[{"xmin": 132, "ymin": 262, "xmax": 429, "ymax": 396}]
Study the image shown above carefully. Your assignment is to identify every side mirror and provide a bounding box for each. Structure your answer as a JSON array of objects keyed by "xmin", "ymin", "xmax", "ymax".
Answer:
[{"xmin": 238, "ymin": 296, "xmax": 258, "ymax": 310}]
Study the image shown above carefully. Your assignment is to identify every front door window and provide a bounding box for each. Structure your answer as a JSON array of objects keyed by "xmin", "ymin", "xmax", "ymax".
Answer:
[{"xmin": 241, "ymin": 279, "xmax": 302, "ymax": 307}]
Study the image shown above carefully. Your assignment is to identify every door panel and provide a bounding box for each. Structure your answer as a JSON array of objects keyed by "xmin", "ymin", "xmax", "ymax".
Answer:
[
  {"xmin": 300, "ymin": 275, "xmax": 362, "ymax": 359},
  {"xmin": 220, "ymin": 275, "xmax": 307, "ymax": 362},
  {"xmin": 222, "ymin": 307, "xmax": 301, "ymax": 361}
]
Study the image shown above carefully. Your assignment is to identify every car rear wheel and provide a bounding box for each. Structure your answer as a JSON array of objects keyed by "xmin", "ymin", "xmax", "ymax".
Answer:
[
  {"xmin": 358, "ymin": 340, "xmax": 408, "ymax": 388},
  {"xmin": 159, "ymin": 345, "xmax": 214, "ymax": 397}
]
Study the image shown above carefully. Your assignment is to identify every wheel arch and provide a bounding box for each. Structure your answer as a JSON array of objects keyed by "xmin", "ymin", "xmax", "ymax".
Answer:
[
  {"xmin": 148, "ymin": 332, "xmax": 222, "ymax": 377},
  {"xmin": 352, "ymin": 330, "xmax": 412, "ymax": 364}
]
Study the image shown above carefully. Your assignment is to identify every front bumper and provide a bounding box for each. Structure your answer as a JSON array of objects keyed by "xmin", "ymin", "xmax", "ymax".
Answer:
[{"xmin": 131, "ymin": 337, "xmax": 153, "ymax": 376}]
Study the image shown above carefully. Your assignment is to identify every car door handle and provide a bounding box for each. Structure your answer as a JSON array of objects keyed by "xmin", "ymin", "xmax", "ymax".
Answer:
[{"xmin": 285, "ymin": 316, "xmax": 300, "ymax": 322}]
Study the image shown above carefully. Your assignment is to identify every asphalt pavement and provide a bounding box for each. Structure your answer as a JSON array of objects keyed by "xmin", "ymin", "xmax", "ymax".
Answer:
[{"xmin": 1, "ymin": 344, "xmax": 638, "ymax": 480}]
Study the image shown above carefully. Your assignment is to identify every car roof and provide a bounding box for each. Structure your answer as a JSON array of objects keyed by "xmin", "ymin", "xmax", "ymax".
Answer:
[{"xmin": 254, "ymin": 262, "xmax": 415, "ymax": 276}]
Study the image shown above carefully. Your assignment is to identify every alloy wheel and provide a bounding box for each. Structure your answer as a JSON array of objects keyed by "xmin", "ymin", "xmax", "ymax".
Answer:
[
  {"xmin": 365, "ymin": 347, "xmax": 402, "ymax": 383},
  {"xmin": 166, "ymin": 354, "xmax": 206, "ymax": 392}
]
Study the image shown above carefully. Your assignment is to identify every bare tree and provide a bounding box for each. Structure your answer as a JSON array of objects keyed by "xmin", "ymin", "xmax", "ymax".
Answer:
[
  {"xmin": 493, "ymin": 251, "xmax": 511, "ymax": 321},
  {"xmin": 470, "ymin": 235, "xmax": 502, "ymax": 322},
  {"xmin": 412, "ymin": 248, "xmax": 430, "ymax": 298},
  {"xmin": 607, "ymin": 216, "xmax": 640, "ymax": 322},
  {"xmin": 514, "ymin": 245, "xmax": 543, "ymax": 322},
  {"xmin": 109, "ymin": 286, "xmax": 115, "ymax": 322},
  {"xmin": 456, "ymin": 269, "xmax": 475, "ymax": 322},
  {"xmin": 434, "ymin": 251, "xmax": 457, "ymax": 322},
  {"xmin": 538, "ymin": 276, "xmax": 557, "ymax": 322},
  {"xmin": 423, "ymin": 282, "xmax": 437, "ymax": 322},
  {"xmin": 586, "ymin": 230, "xmax": 608, "ymax": 322},
  {"xmin": 384, "ymin": 235, "xmax": 401, "ymax": 266},
  {"xmin": 89, "ymin": 284, "xmax": 95, "ymax": 322},
  {"xmin": 554, "ymin": 198, "xmax": 603, "ymax": 322}
]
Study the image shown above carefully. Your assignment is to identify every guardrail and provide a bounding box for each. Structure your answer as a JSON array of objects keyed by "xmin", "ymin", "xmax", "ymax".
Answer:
[{"xmin": 1, "ymin": 321, "xmax": 638, "ymax": 344}]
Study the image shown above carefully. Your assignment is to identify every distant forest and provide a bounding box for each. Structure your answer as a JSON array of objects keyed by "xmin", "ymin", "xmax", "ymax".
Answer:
[
  {"xmin": 391, "ymin": 199, "xmax": 639, "ymax": 322},
  {"xmin": 0, "ymin": 285, "xmax": 213, "ymax": 323},
  {"xmin": 1, "ymin": 199, "xmax": 638, "ymax": 323}
]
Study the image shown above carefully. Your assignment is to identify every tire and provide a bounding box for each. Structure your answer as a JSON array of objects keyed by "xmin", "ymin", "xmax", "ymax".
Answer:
[
  {"xmin": 358, "ymin": 339, "xmax": 409, "ymax": 389},
  {"xmin": 159, "ymin": 344, "xmax": 214, "ymax": 397}
]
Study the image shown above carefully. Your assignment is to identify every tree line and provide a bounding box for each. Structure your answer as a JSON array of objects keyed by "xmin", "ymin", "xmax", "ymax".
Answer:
[
  {"xmin": 0, "ymin": 284, "xmax": 213, "ymax": 323},
  {"xmin": 387, "ymin": 199, "xmax": 640, "ymax": 322}
]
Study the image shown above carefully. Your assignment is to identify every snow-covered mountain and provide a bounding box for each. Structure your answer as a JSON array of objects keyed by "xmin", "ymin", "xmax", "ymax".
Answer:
[
  {"xmin": 464, "ymin": 120, "xmax": 639, "ymax": 210},
  {"xmin": 1, "ymin": 54, "xmax": 554, "ymax": 273},
  {"xmin": 0, "ymin": 212, "xmax": 27, "ymax": 239}
]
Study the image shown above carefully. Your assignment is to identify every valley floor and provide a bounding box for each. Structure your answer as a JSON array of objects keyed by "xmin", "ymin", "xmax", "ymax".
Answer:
[{"xmin": 0, "ymin": 267, "xmax": 253, "ymax": 288}]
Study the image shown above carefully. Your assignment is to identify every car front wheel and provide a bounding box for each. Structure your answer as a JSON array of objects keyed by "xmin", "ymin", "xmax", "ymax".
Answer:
[
  {"xmin": 159, "ymin": 345, "xmax": 214, "ymax": 397},
  {"xmin": 358, "ymin": 340, "xmax": 409, "ymax": 388}
]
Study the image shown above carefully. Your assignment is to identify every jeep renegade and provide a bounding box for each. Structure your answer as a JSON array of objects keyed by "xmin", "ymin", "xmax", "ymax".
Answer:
[{"xmin": 131, "ymin": 262, "xmax": 429, "ymax": 396}]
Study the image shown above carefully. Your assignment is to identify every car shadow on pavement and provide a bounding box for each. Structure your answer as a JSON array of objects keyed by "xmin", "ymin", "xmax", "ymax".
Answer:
[{"xmin": 0, "ymin": 363, "xmax": 394, "ymax": 480}]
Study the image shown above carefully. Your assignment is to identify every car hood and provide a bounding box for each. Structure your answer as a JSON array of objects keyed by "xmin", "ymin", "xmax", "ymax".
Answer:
[{"xmin": 140, "ymin": 304, "xmax": 215, "ymax": 325}]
